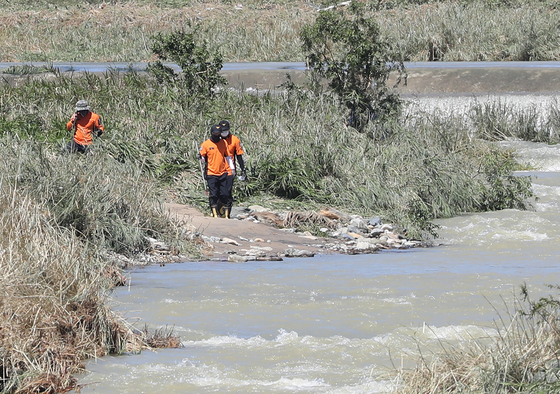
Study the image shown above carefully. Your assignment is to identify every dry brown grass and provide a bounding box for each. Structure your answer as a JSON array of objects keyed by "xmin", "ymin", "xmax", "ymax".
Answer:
[
  {"xmin": 283, "ymin": 210, "xmax": 337, "ymax": 230},
  {"xmin": 0, "ymin": 131, "xmax": 189, "ymax": 391},
  {"xmin": 0, "ymin": 178, "xmax": 142, "ymax": 393},
  {"xmin": 2, "ymin": 1, "xmax": 559, "ymax": 63},
  {"xmin": 0, "ymin": 1, "xmax": 314, "ymax": 62},
  {"xmin": 141, "ymin": 325, "xmax": 183, "ymax": 349},
  {"xmin": 395, "ymin": 291, "xmax": 560, "ymax": 393}
]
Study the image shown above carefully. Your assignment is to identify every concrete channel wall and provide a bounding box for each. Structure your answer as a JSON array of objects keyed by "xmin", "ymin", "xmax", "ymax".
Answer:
[
  {"xmin": 221, "ymin": 62, "xmax": 560, "ymax": 96},
  {"xmin": 1, "ymin": 61, "xmax": 560, "ymax": 96}
]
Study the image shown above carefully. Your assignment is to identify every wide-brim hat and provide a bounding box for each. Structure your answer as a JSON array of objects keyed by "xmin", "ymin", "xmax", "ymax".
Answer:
[{"xmin": 75, "ymin": 100, "xmax": 91, "ymax": 112}]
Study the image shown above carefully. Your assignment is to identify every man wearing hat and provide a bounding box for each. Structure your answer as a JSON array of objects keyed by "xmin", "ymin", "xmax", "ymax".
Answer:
[
  {"xmin": 65, "ymin": 99, "xmax": 104, "ymax": 153},
  {"xmin": 219, "ymin": 119, "xmax": 246, "ymax": 219},
  {"xmin": 199, "ymin": 124, "xmax": 234, "ymax": 218}
]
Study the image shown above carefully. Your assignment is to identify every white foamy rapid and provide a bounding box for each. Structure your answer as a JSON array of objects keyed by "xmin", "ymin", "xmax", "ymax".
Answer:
[{"xmin": 79, "ymin": 140, "xmax": 560, "ymax": 393}]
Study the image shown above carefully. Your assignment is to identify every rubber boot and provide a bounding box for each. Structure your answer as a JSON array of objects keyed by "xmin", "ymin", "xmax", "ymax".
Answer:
[
  {"xmin": 219, "ymin": 206, "xmax": 226, "ymax": 218},
  {"xmin": 224, "ymin": 207, "xmax": 231, "ymax": 219},
  {"xmin": 211, "ymin": 207, "xmax": 219, "ymax": 218}
]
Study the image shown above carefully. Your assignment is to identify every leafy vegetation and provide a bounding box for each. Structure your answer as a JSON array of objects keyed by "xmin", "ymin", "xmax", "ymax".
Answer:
[
  {"xmin": 0, "ymin": 67, "xmax": 538, "ymax": 239},
  {"xmin": 301, "ymin": 2, "xmax": 405, "ymax": 130},
  {"xmin": 148, "ymin": 27, "xmax": 227, "ymax": 96}
]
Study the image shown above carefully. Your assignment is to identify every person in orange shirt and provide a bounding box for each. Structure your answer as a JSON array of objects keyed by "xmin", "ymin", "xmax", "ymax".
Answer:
[
  {"xmin": 199, "ymin": 124, "xmax": 234, "ymax": 218},
  {"xmin": 219, "ymin": 120, "xmax": 247, "ymax": 218},
  {"xmin": 65, "ymin": 100, "xmax": 104, "ymax": 154}
]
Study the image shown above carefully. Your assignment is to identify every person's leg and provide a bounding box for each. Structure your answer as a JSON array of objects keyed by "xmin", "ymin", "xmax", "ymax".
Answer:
[
  {"xmin": 65, "ymin": 140, "xmax": 76, "ymax": 153},
  {"xmin": 220, "ymin": 174, "xmax": 233, "ymax": 219},
  {"xmin": 66, "ymin": 140, "xmax": 87, "ymax": 154},
  {"xmin": 225, "ymin": 174, "xmax": 234, "ymax": 207},
  {"xmin": 220, "ymin": 174, "xmax": 235, "ymax": 217},
  {"xmin": 216, "ymin": 200, "xmax": 224, "ymax": 218},
  {"xmin": 206, "ymin": 176, "xmax": 221, "ymax": 217}
]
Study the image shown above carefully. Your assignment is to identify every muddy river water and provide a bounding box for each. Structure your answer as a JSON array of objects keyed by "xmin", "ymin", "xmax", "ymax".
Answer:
[
  {"xmin": 76, "ymin": 95, "xmax": 560, "ymax": 392},
  {"xmin": 7, "ymin": 61, "xmax": 552, "ymax": 393}
]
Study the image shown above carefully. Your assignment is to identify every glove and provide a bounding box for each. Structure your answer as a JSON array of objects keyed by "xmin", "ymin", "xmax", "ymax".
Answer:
[{"xmin": 238, "ymin": 170, "xmax": 247, "ymax": 181}]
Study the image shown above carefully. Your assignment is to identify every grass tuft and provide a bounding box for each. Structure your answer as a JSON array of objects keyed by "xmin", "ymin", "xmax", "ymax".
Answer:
[{"xmin": 396, "ymin": 284, "xmax": 560, "ymax": 393}]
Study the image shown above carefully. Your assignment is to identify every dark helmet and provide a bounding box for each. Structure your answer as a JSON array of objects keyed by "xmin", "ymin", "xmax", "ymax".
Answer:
[{"xmin": 219, "ymin": 120, "xmax": 230, "ymax": 132}]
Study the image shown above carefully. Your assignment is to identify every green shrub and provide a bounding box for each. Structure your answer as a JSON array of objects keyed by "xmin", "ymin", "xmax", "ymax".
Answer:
[
  {"xmin": 300, "ymin": 2, "xmax": 406, "ymax": 130},
  {"xmin": 148, "ymin": 27, "xmax": 227, "ymax": 97}
]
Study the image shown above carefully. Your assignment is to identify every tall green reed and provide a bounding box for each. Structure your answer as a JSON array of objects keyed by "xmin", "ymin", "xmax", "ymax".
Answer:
[
  {"xmin": 469, "ymin": 98, "xmax": 560, "ymax": 143},
  {"xmin": 1, "ymin": 70, "xmax": 535, "ymax": 240}
]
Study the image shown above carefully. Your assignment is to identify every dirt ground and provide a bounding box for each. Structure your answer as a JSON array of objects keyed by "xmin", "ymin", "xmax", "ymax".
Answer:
[{"xmin": 165, "ymin": 203, "xmax": 337, "ymax": 261}]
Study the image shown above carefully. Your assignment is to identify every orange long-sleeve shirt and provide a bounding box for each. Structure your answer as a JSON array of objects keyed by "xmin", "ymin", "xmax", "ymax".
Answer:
[
  {"xmin": 223, "ymin": 134, "xmax": 244, "ymax": 176},
  {"xmin": 67, "ymin": 111, "xmax": 104, "ymax": 146},
  {"xmin": 199, "ymin": 138, "xmax": 231, "ymax": 176}
]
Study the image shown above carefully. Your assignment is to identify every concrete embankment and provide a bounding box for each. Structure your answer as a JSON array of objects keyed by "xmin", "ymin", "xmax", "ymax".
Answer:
[
  {"xmin": 220, "ymin": 61, "xmax": 560, "ymax": 96},
  {"xmin": 1, "ymin": 61, "xmax": 560, "ymax": 95}
]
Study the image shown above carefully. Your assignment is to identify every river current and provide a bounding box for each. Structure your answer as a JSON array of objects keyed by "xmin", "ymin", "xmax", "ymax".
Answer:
[{"xmin": 76, "ymin": 137, "xmax": 560, "ymax": 393}]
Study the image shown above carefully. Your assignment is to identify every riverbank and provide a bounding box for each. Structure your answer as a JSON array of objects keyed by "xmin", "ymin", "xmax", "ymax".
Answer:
[
  {"xmin": 109, "ymin": 203, "xmax": 425, "ymax": 267},
  {"xmin": 0, "ymin": 61, "xmax": 545, "ymax": 393}
]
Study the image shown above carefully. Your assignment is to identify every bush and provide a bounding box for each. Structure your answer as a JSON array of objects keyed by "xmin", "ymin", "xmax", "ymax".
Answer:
[
  {"xmin": 300, "ymin": 2, "xmax": 406, "ymax": 131},
  {"xmin": 148, "ymin": 27, "xmax": 227, "ymax": 97}
]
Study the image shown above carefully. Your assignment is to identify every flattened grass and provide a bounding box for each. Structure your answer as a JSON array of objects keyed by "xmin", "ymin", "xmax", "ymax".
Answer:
[
  {"xmin": 1, "ymin": 1, "xmax": 559, "ymax": 63},
  {"xmin": 0, "ymin": 65, "xmax": 545, "ymax": 393},
  {"xmin": 1, "ymin": 70, "xmax": 538, "ymax": 238}
]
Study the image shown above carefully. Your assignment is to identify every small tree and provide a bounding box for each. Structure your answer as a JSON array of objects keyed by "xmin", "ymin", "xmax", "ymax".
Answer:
[
  {"xmin": 148, "ymin": 27, "xmax": 227, "ymax": 96},
  {"xmin": 300, "ymin": 2, "xmax": 406, "ymax": 131}
]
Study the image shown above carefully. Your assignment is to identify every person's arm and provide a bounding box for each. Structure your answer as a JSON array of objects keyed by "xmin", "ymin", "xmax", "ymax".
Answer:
[
  {"xmin": 67, "ymin": 114, "xmax": 76, "ymax": 131},
  {"xmin": 235, "ymin": 137, "xmax": 246, "ymax": 177},
  {"xmin": 198, "ymin": 148, "xmax": 208, "ymax": 180},
  {"xmin": 94, "ymin": 115, "xmax": 104, "ymax": 137},
  {"xmin": 236, "ymin": 154, "xmax": 247, "ymax": 180},
  {"xmin": 236, "ymin": 154, "xmax": 245, "ymax": 172}
]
